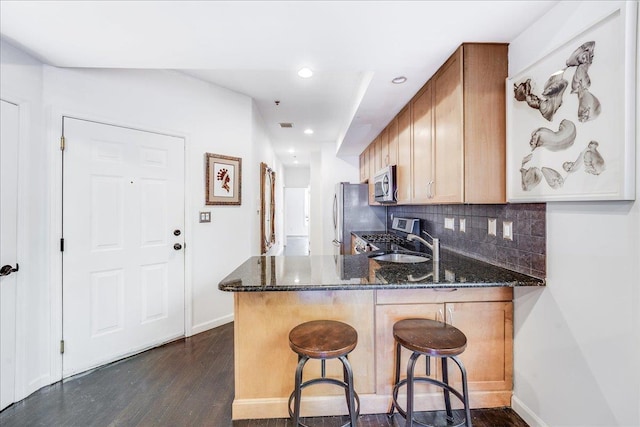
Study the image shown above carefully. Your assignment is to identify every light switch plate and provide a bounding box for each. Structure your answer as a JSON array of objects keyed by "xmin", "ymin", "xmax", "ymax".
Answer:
[
  {"xmin": 199, "ymin": 211, "xmax": 211, "ymax": 223},
  {"xmin": 444, "ymin": 217, "xmax": 455, "ymax": 231},
  {"xmin": 459, "ymin": 218, "xmax": 466, "ymax": 233},
  {"xmin": 488, "ymin": 218, "xmax": 497, "ymax": 236},
  {"xmin": 503, "ymin": 220, "xmax": 513, "ymax": 240}
]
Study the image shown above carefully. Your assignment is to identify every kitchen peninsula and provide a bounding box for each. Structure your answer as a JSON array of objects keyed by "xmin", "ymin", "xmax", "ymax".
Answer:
[{"xmin": 219, "ymin": 252, "xmax": 543, "ymax": 420}]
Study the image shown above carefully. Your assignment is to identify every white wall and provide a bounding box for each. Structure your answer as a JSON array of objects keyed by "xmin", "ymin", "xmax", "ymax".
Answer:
[
  {"xmin": 510, "ymin": 2, "xmax": 640, "ymax": 426},
  {"xmin": 1, "ymin": 39, "xmax": 282, "ymax": 402},
  {"xmin": 0, "ymin": 39, "xmax": 51, "ymax": 403},
  {"xmin": 251, "ymin": 100, "xmax": 284, "ymax": 256},
  {"xmin": 284, "ymin": 166, "xmax": 310, "ymax": 188}
]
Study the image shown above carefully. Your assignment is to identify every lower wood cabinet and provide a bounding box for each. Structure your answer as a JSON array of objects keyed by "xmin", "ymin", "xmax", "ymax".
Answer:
[{"xmin": 375, "ymin": 288, "xmax": 513, "ymax": 409}]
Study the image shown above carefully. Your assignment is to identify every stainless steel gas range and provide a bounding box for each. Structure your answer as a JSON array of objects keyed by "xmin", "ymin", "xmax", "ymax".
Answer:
[{"xmin": 353, "ymin": 217, "xmax": 420, "ymax": 254}]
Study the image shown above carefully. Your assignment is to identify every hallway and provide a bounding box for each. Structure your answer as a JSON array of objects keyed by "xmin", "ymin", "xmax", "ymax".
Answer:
[{"xmin": 283, "ymin": 236, "xmax": 309, "ymax": 256}]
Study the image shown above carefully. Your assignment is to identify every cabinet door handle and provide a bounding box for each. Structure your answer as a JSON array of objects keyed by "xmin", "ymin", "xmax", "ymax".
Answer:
[
  {"xmin": 447, "ymin": 306, "xmax": 454, "ymax": 325},
  {"xmin": 427, "ymin": 180, "xmax": 434, "ymax": 199},
  {"xmin": 437, "ymin": 308, "xmax": 444, "ymax": 323}
]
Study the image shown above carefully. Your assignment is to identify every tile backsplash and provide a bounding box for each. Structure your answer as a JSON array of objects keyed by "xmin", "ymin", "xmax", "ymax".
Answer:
[{"xmin": 388, "ymin": 203, "xmax": 546, "ymax": 279}]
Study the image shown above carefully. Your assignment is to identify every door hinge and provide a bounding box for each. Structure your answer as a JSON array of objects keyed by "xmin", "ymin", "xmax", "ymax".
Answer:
[
  {"xmin": 60, "ymin": 340, "xmax": 65, "ymax": 354},
  {"xmin": 60, "ymin": 136, "xmax": 65, "ymax": 151},
  {"xmin": 60, "ymin": 238, "xmax": 65, "ymax": 252}
]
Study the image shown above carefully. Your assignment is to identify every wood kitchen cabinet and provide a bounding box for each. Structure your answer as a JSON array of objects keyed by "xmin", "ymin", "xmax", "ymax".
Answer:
[
  {"xmin": 368, "ymin": 142, "xmax": 378, "ymax": 205},
  {"xmin": 375, "ymin": 288, "xmax": 513, "ymax": 409},
  {"xmin": 360, "ymin": 42, "xmax": 507, "ymax": 205},
  {"xmin": 396, "ymin": 105, "xmax": 412, "ymax": 204},
  {"xmin": 386, "ymin": 118, "xmax": 398, "ymax": 167},
  {"xmin": 429, "ymin": 43, "xmax": 507, "ymax": 204},
  {"xmin": 410, "ymin": 81, "xmax": 435, "ymax": 204}
]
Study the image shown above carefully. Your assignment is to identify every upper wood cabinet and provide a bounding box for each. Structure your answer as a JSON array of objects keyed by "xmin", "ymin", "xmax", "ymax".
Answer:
[
  {"xmin": 368, "ymin": 143, "xmax": 378, "ymax": 205},
  {"xmin": 359, "ymin": 149, "xmax": 368, "ymax": 183},
  {"xmin": 431, "ymin": 43, "xmax": 507, "ymax": 204},
  {"xmin": 411, "ymin": 81, "xmax": 435, "ymax": 204},
  {"xmin": 358, "ymin": 43, "xmax": 508, "ymax": 205},
  {"xmin": 386, "ymin": 117, "xmax": 398, "ymax": 167},
  {"xmin": 396, "ymin": 106, "xmax": 412, "ymax": 204},
  {"xmin": 461, "ymin": 44, "xmax": 508, "ymax": 204},
  {"xmin": 430, "ymin": 47, "xmax": 464, "ymax": 203}
]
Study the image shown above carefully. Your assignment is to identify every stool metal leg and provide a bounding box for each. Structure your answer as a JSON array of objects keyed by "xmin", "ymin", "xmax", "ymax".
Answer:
[
  {"xmin": 451, "ymin": 356, "xmax": 472, "ymax": 427},
  {"xmin": 293, "ymin": 355, "xmax": 309, "ymax": 427},
  {"xmin": 406, "ymin": 352, "xmax": 420, "ymax": 427},
  {"xmin": 441, "ymin": 357, "xmax": 453, "ymax": 423},
  {"xmin": 339, "ymin": 355, "xmax": 358, "ymax": 427},
  {"xmin": 388, "ymin": 341, "xmax": 402, "ymax": 416}
]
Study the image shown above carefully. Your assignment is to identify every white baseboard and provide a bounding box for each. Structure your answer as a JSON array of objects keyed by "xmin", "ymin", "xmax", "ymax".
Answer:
[
  {"xmin": 189, "ymin": 313, "xmax": 234, "ymax": 336},
  {"xmin": 512, "ymin": 395, "xmax": 549, "ymax": 427}
]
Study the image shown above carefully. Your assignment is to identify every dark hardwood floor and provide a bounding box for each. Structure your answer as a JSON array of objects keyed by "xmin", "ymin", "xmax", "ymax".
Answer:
[{"xmin": 0, "ymin": 322, "xmax": 528, "ymax": 427}]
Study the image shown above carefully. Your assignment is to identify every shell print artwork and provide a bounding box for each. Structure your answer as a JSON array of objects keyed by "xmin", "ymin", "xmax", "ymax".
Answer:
[
  {"xmin": 520, "ymin": 167, "xmax": 542, "ymax": 191},
  {"xmin": 541, "ymin": 167, "xmax": 564, "ymax": 189},
  {"xmin": 571, "ymin": 63, "xmax": 591, "ymax": 93},
  {"xmin": 529, "ymin": 119, "xmax": 576, "ymax": 151},
  {"xmin": 216, "ymin": 168, "xmax": 231, "ymax": 192},
  {"xmin": 539, "ymin": 72, "xmax": 569, "ymax": 121},
  {"xmin": 577, "ymin": 88, "xmax": 602, "ymax": 122},
  {"xmin": 513, "ymin": 78, "xmax": 531, "ymax": 101},
  {"xmin": 562, "ymin": 140, "xmax": 605, "ymax": 175},
  {"xmin": 565, "ymin": 41, "xmax": 595, "ymax": 67},
  {"xmin": 513, "ymin": 72, "xmax": 568, "ymax": 121},
  {"xmin": 583, "ymin": 141, "xmax": 605, "ymax": 175}
]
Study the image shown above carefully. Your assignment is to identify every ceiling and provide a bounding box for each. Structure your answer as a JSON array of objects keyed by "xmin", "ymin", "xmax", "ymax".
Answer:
[{"xmin": 0, "ymin": 1, "xmax": 558, "ymax": 168}]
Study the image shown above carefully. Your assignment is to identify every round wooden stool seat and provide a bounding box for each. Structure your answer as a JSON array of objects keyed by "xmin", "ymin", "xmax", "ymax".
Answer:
[
  {"xmin": 393, "ymin": 318, "xmax": 467, "ymax": 357},
  {"xmin": 288, "ymin": 320, "xmax": 360, "ymax": 426},
  {"xmin": 289, "ymin": 320, "xmax": 358, "ymax": 359}
]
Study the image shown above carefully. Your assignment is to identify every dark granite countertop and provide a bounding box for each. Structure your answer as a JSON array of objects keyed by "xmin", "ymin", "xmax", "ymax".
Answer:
[{"xmin": 218, "ymin": 250, "xmax": 545, "ymax": 292}]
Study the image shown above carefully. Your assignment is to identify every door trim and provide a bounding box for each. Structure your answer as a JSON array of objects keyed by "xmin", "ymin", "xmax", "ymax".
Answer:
[{"xmin": 49, "ymin": 107, "xmax": 192, "ymax": 382}]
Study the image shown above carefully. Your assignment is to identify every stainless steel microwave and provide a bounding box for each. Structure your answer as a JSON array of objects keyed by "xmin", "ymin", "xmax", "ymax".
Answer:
[{"xmin": 373, "ymin": 165, "xmax": 396, "ymax": 204}]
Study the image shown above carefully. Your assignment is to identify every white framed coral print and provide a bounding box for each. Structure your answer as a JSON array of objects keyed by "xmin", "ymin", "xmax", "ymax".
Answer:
[{"xmin": 506, "ymin": 2, "xmax": 636, "ymax": 202}]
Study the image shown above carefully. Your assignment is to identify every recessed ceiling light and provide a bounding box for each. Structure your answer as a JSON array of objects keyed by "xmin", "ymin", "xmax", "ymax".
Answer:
[
  {"xmin": 304, "ymin": 129, "xmax": 314, "ymax": 135},
  {"xmin": 288, "ymin": 148, "xmax": 295, "ymax": 153},
  {"xmin": 294, "ymin": 160, "xmax": 299, "ymax": 164},
  {"xmin": 392, "ymin": 76, "xmax": 407, "ymax": 84},
  {"xmin": 298, "ymin": 67, "xmax": 313, "ymax": 78}
]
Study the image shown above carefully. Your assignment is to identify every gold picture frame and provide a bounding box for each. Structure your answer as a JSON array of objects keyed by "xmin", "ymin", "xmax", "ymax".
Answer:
[
  {"xmin": 205, "ymin": 153, "xmax": 242, "ymax": 205},
  {"xmin": 260, "ymin": 162, "xmax": 276, "ymax": 254}
]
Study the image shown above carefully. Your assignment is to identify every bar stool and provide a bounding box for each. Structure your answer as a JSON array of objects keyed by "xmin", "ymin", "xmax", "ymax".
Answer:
[
  {"xmin": 288, "ymin": 320, "xmax": 360, "ymax": 427},
  {"xmin": 388, "ymin": 318, "xmax": 472, "ymax": 427}
]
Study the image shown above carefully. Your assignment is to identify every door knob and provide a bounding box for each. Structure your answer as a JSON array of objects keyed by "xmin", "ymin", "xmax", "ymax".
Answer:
[
  {"xmin": 0, "ymin": 264, "xmax": 19, "ymax": 277},
  {"xmin": 173, "ymin": 229, "xmax": 181, "ymax": 236},
  {"xmin": 173, "ymin": 243, "xmax": 182, "ymax": 251}
]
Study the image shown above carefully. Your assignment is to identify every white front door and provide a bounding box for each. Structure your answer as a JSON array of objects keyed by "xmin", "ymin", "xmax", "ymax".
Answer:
[
  {"xmin": 62, "ymin": 118, "xmax": 185, "ymax": 377},
  {"xmin": 0, "ymin": 99, "xmax": 20, "ymax": 410}
]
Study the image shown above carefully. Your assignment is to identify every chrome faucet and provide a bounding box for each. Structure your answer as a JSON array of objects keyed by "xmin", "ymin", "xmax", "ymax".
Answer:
[{"xmin": 407, "ymin": 231, "xmax": 440, "ymax": 261}]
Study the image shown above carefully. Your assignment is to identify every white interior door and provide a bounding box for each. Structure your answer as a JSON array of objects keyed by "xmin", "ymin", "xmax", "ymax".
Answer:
[
  {"xmin": 0, "ymin": 99, "xmax": 20, "ymax": 410},
  {"xmin": 284, "ymin": 187, "xmax": 309, "ymax": 236},
  {"xmin": 62, "ymin": 118, "xmax": 185, "ymax": 377}
]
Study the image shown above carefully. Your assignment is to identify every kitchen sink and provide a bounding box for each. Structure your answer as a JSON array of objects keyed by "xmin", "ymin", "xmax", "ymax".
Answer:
[{"xmin": 369, "ymin": 250, "xmax": 431, "ymax": 264}]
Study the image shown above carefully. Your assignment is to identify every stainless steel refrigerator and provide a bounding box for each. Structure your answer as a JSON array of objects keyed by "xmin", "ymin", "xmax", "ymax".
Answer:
[{"xmin": 332, "ymin": 183, "xmax": 386, "ymax": 255}]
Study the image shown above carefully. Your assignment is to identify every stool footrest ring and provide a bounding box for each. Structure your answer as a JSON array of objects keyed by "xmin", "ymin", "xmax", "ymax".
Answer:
[
  {"xmin": 388, "ymin": 377, "xmax": 467, "ymax": 427},
  {"xmin": 289, "ymin": 355, "xmax": 360, "ymax": 427}
]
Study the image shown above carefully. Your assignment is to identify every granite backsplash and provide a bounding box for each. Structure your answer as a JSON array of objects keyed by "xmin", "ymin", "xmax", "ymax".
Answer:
[{"xmin": 387, "ymin": 203, "xmax": 546, "ymax": 279}]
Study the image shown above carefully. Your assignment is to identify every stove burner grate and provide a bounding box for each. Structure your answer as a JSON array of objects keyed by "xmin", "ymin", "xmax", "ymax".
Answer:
[{"xmin": 360, "ymin": 234, "xmax": 407, "ymax": 245}]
